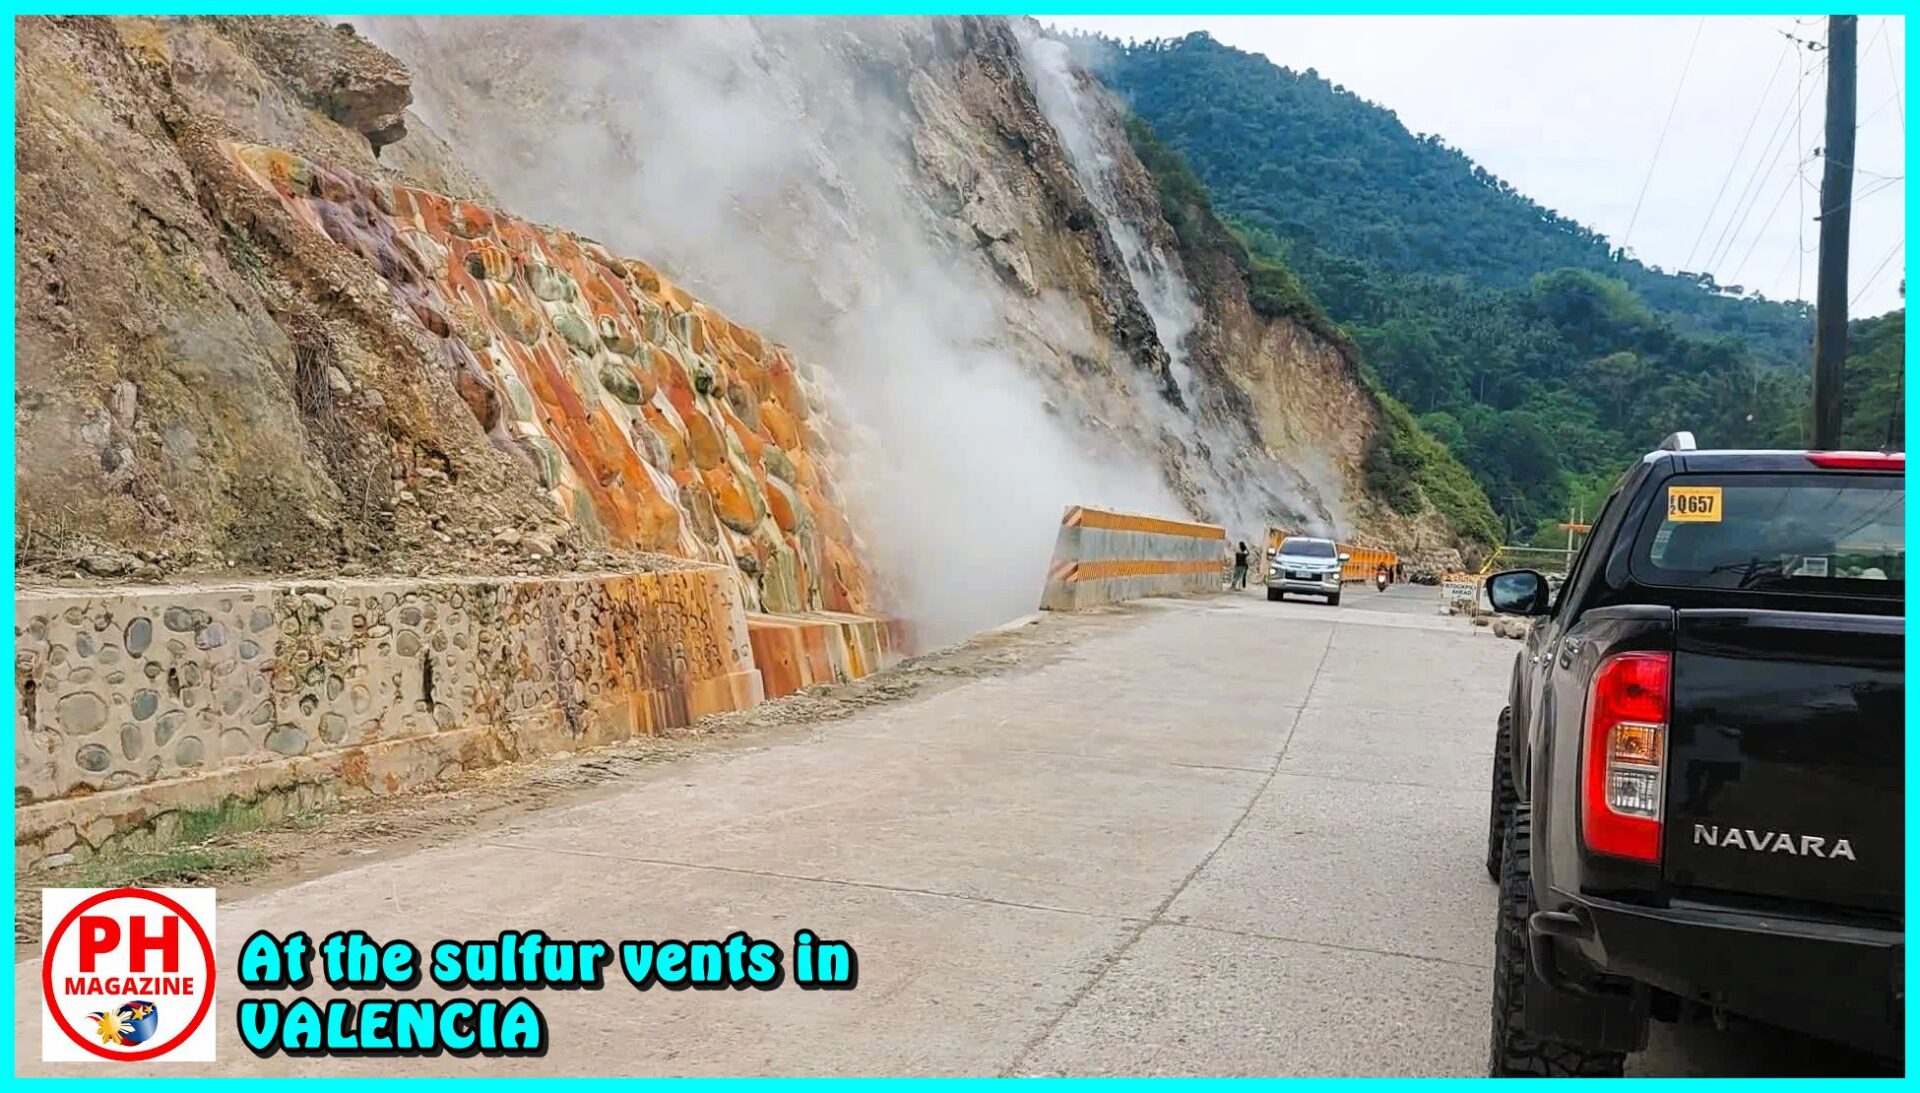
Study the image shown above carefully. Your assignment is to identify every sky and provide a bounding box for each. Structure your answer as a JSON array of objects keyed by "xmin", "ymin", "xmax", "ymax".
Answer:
[{"xmin": 1039, "ymin": 15, "xmax": 1907, "ymax": 317}]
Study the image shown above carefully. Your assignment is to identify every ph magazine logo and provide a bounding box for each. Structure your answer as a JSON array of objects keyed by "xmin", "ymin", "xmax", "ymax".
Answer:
[{"xmin": 41, "ymin": 888, "xmax": 217, "ymax": 1062}]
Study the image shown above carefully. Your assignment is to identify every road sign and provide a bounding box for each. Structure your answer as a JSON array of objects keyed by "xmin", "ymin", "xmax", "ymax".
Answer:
[{"xmin": 1441, "ymin": 573, "xmax": 1479, "ymax": 604}]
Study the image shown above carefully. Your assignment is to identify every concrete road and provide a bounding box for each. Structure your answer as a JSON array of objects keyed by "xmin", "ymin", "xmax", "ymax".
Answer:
[
  {"xmin": 1302, "ymin": 579, "xmax": 1458, "ymax": 617},
  {"xmin": 17, "ymin": 593, "xmax": 1883, "ymax": 1075}
]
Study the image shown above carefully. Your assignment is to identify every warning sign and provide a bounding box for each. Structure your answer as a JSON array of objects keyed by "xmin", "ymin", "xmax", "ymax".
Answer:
[{"xmin": 1441, "ymin": 573, "xmax": 1480, "ymax": 603}]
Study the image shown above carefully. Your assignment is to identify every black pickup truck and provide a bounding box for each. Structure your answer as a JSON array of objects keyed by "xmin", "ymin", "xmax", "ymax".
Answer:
[{"xmin": 1483, "ymin": 435, "xmax": 1904, "ymax": 1075}]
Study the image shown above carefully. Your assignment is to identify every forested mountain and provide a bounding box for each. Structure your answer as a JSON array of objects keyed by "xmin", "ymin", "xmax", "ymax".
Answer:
[
  {"xmin": 1087, "ymin": 32, "xmax": 1815, "ymax": 360},
  {"xmin": 1079, "ymin": 30, "xmax": 1899, "ymax": 542}
]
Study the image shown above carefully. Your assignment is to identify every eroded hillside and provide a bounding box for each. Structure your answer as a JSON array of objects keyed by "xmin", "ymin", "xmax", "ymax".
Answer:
[{"xmin": 17, "ymin": 15, "xmax": 1479, "ymax": 642}]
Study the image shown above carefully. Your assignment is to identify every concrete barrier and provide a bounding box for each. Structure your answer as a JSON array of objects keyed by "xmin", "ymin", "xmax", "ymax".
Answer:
[
  {"xmin": 14, "ymin": 566, "xmax": 768, "ymax": 869},
  {"xmin": 1038, "ymin": 505, "xmax": 1227, "ymax": 611}
]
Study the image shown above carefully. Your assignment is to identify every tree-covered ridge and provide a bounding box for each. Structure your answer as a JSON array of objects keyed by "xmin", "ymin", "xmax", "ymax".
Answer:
[
  {"xmin": 1086, "ymin": 31, "xmax": 1814, "ymax": 365},
  {"xmin": 1079, "ymin": 30, "xmax": 1908, "ymax": 543},
  {"xmin": 1840, "ymin": 309, "xmax": 1905, "ymax": 451}
]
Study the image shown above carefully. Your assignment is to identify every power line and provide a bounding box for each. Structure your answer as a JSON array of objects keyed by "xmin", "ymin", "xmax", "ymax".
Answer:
[
  {"xmin": 1817, "ymin": 172, "xmax": 1904, "ymax": 219},
  {"xmin": 1622, "ymin": 16, "xmax": 1706, "ymax": 250},
  {"xmin": 1731, "ymin": 136, "xmax": 1892, "ymax": 289},
  {"xmin": 1769, "ymin": 212, "xmax": 1806, "ymax": 291},
  {"xmin": 1851, "ymin": 234, "xmax": 1904, "ymax": 306},
  {"xmin": 1684, "ymin": 39, "xmax": 1793, "ymax": 270},
  {"xmin": 1861, "ymin": 13, "xmax": 1888, "ymax": 57},
  {"xmin": 1882, "ymin": 17, "xmax": 1905, "ymax": 128},
  {"xmin": 1859, "ymin": 92, "xmax": 1905, "ymax": 128},
  {"xmin": 1705, "ymin": 52, "xmax": 1823, "ymax": 272},
  {"xmin": 1796, "ymin": 56, "xmax": 1807, "ymax": 300},
  {"xmin": 1731, "ymin": 163, "xmax": 1803, "ymax": 282}
]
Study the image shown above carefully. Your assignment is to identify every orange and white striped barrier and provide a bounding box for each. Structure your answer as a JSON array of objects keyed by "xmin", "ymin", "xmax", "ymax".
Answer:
[{"xmin": 1039, "ymin": 506, "xmax": 1228, "ymax": 611}]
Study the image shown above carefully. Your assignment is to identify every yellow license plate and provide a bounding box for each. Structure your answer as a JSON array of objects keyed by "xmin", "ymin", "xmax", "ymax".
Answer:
[{"xmin": 1667, "ymin": 485, "xmax": 1723, "ymax": 523}]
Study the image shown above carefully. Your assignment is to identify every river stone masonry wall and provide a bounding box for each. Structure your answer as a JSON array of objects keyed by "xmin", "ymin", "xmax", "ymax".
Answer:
[{"xmin": 15, "ymin": 566, "xmax": 764, "ymax": 869}]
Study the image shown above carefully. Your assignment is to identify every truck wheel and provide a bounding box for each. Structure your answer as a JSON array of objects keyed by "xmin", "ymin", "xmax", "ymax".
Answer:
[
  {"xmin": 1485, "ymin": 708, "xmax": 1515, "ymax": 881},
  {"xmin": 1328, "ymin": 591, "xmax": 1342, "ymax": 607},
  {"xmin": 1266, "ymin": 588, "xmax": 1282, "ymax": 602},
  {"xmin": 1490, "ymin": 807, "xmax": 1627, "ymax": 1077}
]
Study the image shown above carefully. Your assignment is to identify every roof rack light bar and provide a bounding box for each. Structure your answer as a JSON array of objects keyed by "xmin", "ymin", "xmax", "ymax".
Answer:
[{"xmin": 1658, "ymin": 431, "xmax": 1697, "ymax": 452}]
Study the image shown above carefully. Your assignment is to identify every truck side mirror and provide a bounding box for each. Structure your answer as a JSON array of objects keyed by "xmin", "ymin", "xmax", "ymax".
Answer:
[
  {"xmin": 1338, "ymin": 553, "xmax": 1351, "ymax": 562},
  {"xmin": 1486, "ymin": 570, "xmax": 1551, "ymax": 616}
]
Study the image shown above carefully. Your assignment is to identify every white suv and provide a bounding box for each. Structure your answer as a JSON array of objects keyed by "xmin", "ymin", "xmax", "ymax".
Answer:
[{"xmin": 1267, "ymin": 537, "xmax": 1349, "ymax": 605}]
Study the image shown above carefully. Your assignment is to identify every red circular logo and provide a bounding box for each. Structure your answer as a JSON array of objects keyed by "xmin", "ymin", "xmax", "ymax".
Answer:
[{"xmin": 42, "ymin": 888, "xmax": 217, "ymax": 1062}]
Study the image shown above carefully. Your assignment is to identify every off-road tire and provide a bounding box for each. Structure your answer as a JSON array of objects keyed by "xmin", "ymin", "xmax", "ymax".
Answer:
[
  {"xmin": 1328, "ymin": 592, "xmax": 1342, "ymax": 607},
  {"xmin": 1486, "ymin": 708, "xmax": 1516, "ymax": 881},
  {"xmin": 1490, "ymin": 807, "xmax": 1627, "ymax": 1077},
  {"xmin": 1266, "ymin": 587, "xmax": 1282, "ymax": 602}
]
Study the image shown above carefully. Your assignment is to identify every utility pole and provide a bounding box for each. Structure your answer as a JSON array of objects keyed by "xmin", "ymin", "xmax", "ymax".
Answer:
[{"xmin": 1811, "ymin": 14, "xmax": 1858, "ymax": 449}]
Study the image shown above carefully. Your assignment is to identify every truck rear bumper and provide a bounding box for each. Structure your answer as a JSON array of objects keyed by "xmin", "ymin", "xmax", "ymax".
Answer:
[{"xmin": 1544, "ymin": 889, "xmax": 1903, "ymax": 1059}]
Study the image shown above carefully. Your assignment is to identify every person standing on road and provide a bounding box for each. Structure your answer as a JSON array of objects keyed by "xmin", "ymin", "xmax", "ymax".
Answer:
[{"xmin": 1231, "ymin": 541, "xmax": 1250, "ymax": 589}]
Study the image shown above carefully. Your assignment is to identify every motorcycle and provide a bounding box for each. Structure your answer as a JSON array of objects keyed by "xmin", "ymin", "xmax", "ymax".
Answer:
[{"xmin": 1374, "ymin": 571, "xmax": 1389, "ymax": 592}]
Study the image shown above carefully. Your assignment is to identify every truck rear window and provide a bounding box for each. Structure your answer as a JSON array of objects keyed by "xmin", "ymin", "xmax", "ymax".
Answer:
[{"xmin": 1632, "ymin": 473, "xmax": 1904, "ymax": 596}]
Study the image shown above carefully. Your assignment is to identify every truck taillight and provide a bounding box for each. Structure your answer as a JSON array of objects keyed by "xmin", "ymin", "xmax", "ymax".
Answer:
[
  {"xmin": 1806, "ymin": 451, "xmax": 1905, "ymax": 470},
  {"xmin": 1582, "ymin": 651, "xmax": 1670, "ymax": 863}
]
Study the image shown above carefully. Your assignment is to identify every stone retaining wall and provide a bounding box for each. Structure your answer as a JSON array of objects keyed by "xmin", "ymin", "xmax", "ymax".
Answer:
[
  {"xmin": 1037, "ymin": 506, "xmax": 1227, "ymax": 611},
  {"xmin": 15, "ymin": 566, "xmax": 767, "ymax": 869}
]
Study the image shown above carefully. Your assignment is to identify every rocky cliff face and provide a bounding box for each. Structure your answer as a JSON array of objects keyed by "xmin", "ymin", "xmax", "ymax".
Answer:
[
  {"xmin": 16, "ymin": 16, "xmax": 561, "ymax": 584},
  {"xmin": 356, "ymin": 16, "xmax": 1460, "ymax": 634},
  {"xmin": 17, "ymin": 15, "xmax": 1459, "ymax": 643}
]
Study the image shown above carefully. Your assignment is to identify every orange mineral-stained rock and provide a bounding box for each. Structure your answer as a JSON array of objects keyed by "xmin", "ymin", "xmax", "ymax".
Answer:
[
  {"xmin": 669, "ymin": 392, "xmax": 727, "ymax": 471},
  {"xmin": 820, "ymin": 537, "xmax": 868, "ymax": 615},
  {"xmin": 687, "ymin": 313, "xmax": 716, "ymax": 356},
  {"xmin": 760, "ymin": 399, "xmax": 801, "ymax": 451},
  {"xmin": 731, "ymin": 346, "xmax": 771, "ymax": 400},
  {"xmin": 728, "ymin": 321, "xmax": 764, "ymax": 361},
  {"xmin": 650, "ymin": 345, "xmax": 690, "ymax": 394},
  {"xmin": 704, "ymin": 465, "xmax": 760, "ymax": 535},
  {"xmin": 801, "ymin": 483, "xmax": 850, "ymax": 543},
  {"xmin": 659, "ymin": 280, "xmax": 695, "ymax": 314},
  {"xmin": 483, "ymin": 281, "xmax": 543, "ymax": 346},
  {"xmin": 717, "ymin": 402, "xmax": 764, "ymax": 465},
  {"xmin": 219, "ymin": 140, "xmax": 882, "ymax": 618},
  {"xmin": 768, "ymin": 355, "xmax": 808, "ymax": 420},
  {"xmin": 641, "ymin": 403, "xmax": 695, "ymax": 485},
  {"xmin": 764, "ymin": 474, "xmax": 802, "ymax": 535},
  {"xmin": 462, "ymin": 239, "xmax": 515, "ymax": 283},
  {"xmin": 787, "ymin": 446, "xmax": 821, "ymax": 491},
  {"xmin": 448, "ymin": 201, "xmax": 495, "ymax": 239},
  {"xmin": 627, "ymin": 258, "xmax": 663, "ymax": 294}
]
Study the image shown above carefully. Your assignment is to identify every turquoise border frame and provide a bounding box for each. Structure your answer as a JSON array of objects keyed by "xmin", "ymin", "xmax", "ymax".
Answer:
[{"xmin": 3, "ymin": 2, "xmax": 1911, "ymax": 1084}]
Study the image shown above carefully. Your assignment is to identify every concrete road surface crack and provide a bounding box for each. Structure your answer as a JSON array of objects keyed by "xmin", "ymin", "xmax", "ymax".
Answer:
[
  {"xmin": 481, "ymin": 841, "xmax": 1140, "ymax": 924},
  {"xmin": 999, "ymin": 626, "xmax": 1338, "ymax": 1076}
]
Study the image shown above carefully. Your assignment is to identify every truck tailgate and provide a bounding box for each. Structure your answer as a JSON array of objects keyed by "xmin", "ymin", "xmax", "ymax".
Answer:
[{"xmin": 1662, "ymin": 609, "xmax": 1903, "ymax": 916}]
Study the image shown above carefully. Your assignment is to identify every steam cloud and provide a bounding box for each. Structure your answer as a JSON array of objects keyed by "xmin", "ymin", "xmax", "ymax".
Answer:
[
  {"xmin": 353, "ymin": 16, "xmax": 1183, "ymax": 645},
  {"xmin": 1016, "ymin": 22, "xmax": 1345, "ymax": 544}
]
